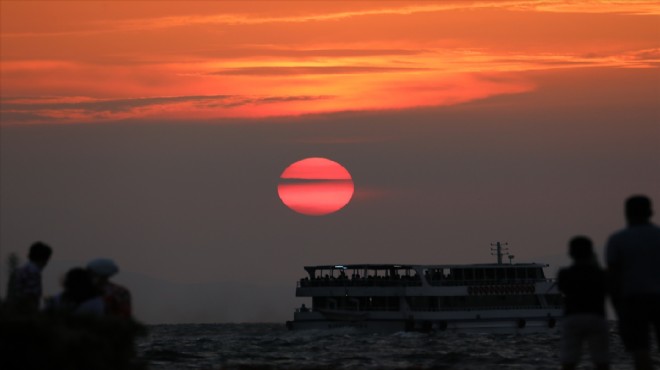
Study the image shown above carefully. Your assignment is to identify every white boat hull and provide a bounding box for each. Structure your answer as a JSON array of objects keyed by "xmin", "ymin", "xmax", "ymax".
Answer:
[{"xmin": 287, "ymin": 309, "xmax": 561, "ymax": 333}]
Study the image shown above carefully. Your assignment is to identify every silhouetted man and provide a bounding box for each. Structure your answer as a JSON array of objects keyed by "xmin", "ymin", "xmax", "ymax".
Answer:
[
  {"xmin": 558, "ymin": 236, "xmax": 609, "ymax": 370},
  {"xmin": 5, "ymin": 241, "xmax": 53, "ymax": 313},
  {"xmin": 606, "ymin": 195, "xmax": 660, "ymax": 370}
]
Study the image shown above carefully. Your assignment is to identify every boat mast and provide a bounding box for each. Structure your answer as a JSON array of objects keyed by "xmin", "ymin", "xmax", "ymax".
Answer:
[{"xmin": 490, "ymin": 241, "xmax": 509, "ymax": 265}]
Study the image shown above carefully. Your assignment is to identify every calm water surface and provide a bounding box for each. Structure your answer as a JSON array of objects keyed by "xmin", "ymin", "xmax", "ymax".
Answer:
[{"xmin": 137, "ymin": 323, "xmax": 658, "ymax": 370}]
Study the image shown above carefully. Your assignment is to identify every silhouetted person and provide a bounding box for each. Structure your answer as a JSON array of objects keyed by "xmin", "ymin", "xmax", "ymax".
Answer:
[
  {"xmin": 5, "ymin": 241, "xmax": 53, "ymax": 313},
  {"xmin": 87, "ymin": 258, "xmax": 132, "ymax": 319},
  {"xmin": 558, "ymin": 236, "xmax": 609, "ymax": 370},
  {"xmin": 606, "ymin": 195, "xmax": 660, "ymax": 370},
  {"xmin": 46, "ymin": 267, "xmax": 104, "ymax": 315}
]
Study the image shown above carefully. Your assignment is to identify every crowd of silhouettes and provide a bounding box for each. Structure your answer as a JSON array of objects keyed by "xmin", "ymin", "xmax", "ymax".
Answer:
[
  {"xmin": 3, "ymin": 244, "xmax": 132, "ymax": 319},
  {"xmin": 1, "ymin": 244, "xmax": 142, "ymax": 370}
]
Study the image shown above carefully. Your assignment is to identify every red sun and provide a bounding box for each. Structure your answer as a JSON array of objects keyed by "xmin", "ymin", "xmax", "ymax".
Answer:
[{"xmin": 278, "ymin": 157, "xmax": 354, "ymax": 216}]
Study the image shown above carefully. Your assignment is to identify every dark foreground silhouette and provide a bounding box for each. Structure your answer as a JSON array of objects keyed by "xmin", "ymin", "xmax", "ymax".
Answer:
[
  {"xmin": 606, "ymin": 195, "xmax": 660, "ymax": 370},
  {"xmin": 558, "ymin": 236, "xmax": 609, "ymax": 370},
  {"xmin": 0, "ymin": 310, "xmax": 146, "ymax": 370}
]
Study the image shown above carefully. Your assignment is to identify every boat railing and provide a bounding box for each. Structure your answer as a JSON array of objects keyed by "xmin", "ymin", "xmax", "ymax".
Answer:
[
  {"xmin": 298, "ymin": 277, "xmax": 556, "ymax": 288},
  {"xmin": 412, "ymin": 304, "xmax": 562, "ymax": 312},
  {"xmin": 296, "ymin": 305, "xmax": 562, "ymax": 313},
  {"xmin": 298, "ymin": 277, "xmax": 422, "ymax": 288},
  {"xmin": 427, "ymin": 278, "xmax": 555, "ymax": 286},
  {"xmin": 316, "ymin": 306, "xmax": 400, "ymax": 312}
]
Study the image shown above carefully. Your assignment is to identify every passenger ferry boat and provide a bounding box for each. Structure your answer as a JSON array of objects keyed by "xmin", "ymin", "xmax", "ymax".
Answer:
[{"xmin": 286, "ymin": 243, "xmax": 562, "ymax": 332}]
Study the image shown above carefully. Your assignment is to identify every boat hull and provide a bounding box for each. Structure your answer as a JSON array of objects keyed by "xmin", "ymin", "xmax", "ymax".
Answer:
[{"xmin": 287, "ymin": 309, "xmax": 561, "ymax": 333}]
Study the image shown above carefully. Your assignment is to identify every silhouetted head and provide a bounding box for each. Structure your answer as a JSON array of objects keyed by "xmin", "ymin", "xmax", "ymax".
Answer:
[
  {"xmin": 625, "ymin": 195, "xmax": 653, "ymax": 225},
  {"xmin": 569, "ymin": 236, "xmax": 594, "ymax": 262},
  {"xmin": 63, "ymin": 267, "xmax": 98, "ymax": 303},
  {"xmin": 28, "ymin": 241, "xmax": 53, "ymax": 269},
  {"xmin": 87, "ymin": 258, "xmax": 119, "ymax": 283}
]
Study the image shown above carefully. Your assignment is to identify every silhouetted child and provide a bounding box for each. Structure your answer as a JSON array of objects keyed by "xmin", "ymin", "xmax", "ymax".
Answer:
[
  {"xmin": 558, "ymin": 236, "xmax": 609, "ymax": 370},
  {"xmin": 5, "ymin": 241, "xmax": 53, "ymax": 314},
  {"xmin": 606, "ymin": 195, "xmax": 660, "ymax": 370}
]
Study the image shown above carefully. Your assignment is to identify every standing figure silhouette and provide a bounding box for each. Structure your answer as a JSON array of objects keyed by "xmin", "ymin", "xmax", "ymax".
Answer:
[
  {"xmin": 558, "ymin": 236, "xmax": 609, "ymax": 370},
  {"xmin": 606, "ymin": 195, "xmax": 660, "ymax": 370}
]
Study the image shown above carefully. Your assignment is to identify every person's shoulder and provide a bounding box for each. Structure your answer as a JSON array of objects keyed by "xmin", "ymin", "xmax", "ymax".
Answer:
[
  {"xmin": 611, "ymin": 223, "xmax": 660, "ymax": 240},
  {"xmin": 649, "ymin": 223, "xmax": 660, "ymax": 232},
  {"xmin": 607, "ymin": 227, "xmax": 633, "ymax": 247},
  {"xmin": 108, "ymin": 281, "xmax": 131, "ymax": 295},
  {"xmin": 15, "ymin": 262, "xmax": 39, "ymax": 276},
  {"xmin": 608, "ymin": 227, "xmax": 629, "ymax": 239},
  {"xmin": 557, "ymin": 266, "xmax": 573, "ymax": 279},
  {"xmin": 76, "ymin": 296, "xmax": 105, "ymax": 316}
]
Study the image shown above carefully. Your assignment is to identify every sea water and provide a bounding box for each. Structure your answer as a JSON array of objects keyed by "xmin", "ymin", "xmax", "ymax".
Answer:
[{"xmin": 138, "ymin": 323, "xmax": 658, "ymax": 370}]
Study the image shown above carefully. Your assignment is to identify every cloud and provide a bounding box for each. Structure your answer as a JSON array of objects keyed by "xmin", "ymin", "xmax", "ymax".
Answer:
[
  {"xmin": 85, "ymin": 2, "xmax": 660, "ymax": 32},
  {"xmin": 4, "ymin": 1, "xmax": 656, "ymax": 38},
  {"xmin": 0, "ymin": 111, "xmax": 55, "ymax": 123},
  {"xmin": 191, "ymin": 47, "xmax": 426, "ymax": 60},
  {"xmin": 217, "ymin": 95, "xmax": 333, "ymax": 108},
  {"xmin": 516, "ymin": 1, "xmax": 660, "ymax": 16},
  {"xmin": 625, "ymin": 48, "xmax": 660, "ymax": 62},
  {"xmin": 262, "ymin": 48, "xmax": 425, "ymax": 58},
  {"xmin": 469, "ymin": 50, "xmax": 660, "ymax": 71},
  {"xmin": 3, "ymin": 95, "xmax": 228, "ymax": 113},
  {"xmin": 0, "ymin": 4, "xmax": 462, "ymax": 37},
  {"xmin": 209, "ymin": 66, "xmax": 429, "ymax": 76},
  {"xmin": 0, "ymin": 94, "xmax": 333, "ymax": 124},
  {"xmin": 2, "ymin": 46, "xmax": 654, "ymax": 125}
]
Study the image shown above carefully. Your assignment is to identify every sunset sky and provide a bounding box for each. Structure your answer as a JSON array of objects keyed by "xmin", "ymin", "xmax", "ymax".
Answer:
[{"xmin": 1, "ymin": 1, "xmax": 659, "ymax": 323}]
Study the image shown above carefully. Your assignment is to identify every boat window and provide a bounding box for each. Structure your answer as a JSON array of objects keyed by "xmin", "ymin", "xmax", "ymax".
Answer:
[
  {"xmin": 505, "ymin": 268, "xmax": 515, "ymax": 280},
  {"xmin": 453, "ymin": 269, "xmax": 464, "ymax": 281},
  {"xmin": 496, "ymin": 268, "xmax": 505, "ymax": 281},
  {"xmin": 464, "ymin": 269, "xmax": 474, "ymax": 281},
  {"xmin": 475, "ymin": 269, "xmax": 484, "ymax": 281},
  {"xmin": 485, "ymin": 268, "xmax": 495, "ymax": 280}
]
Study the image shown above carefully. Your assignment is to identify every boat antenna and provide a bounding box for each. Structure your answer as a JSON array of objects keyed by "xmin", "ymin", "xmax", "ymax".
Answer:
[{"xmin": 490, "ymin": 242, "xmax": 509, "ymax": 265}]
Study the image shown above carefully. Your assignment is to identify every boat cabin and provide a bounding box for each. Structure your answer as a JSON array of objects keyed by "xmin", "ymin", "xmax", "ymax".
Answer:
[{"xmin": 298, "ymin": 263, "xmax": 549, "ymax": 287}]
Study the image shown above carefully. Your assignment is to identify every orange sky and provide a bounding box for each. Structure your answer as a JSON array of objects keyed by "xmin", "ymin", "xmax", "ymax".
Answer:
[{"xmin": 1, "ymin": 1, "xmax": 659, "ymax": 124}]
